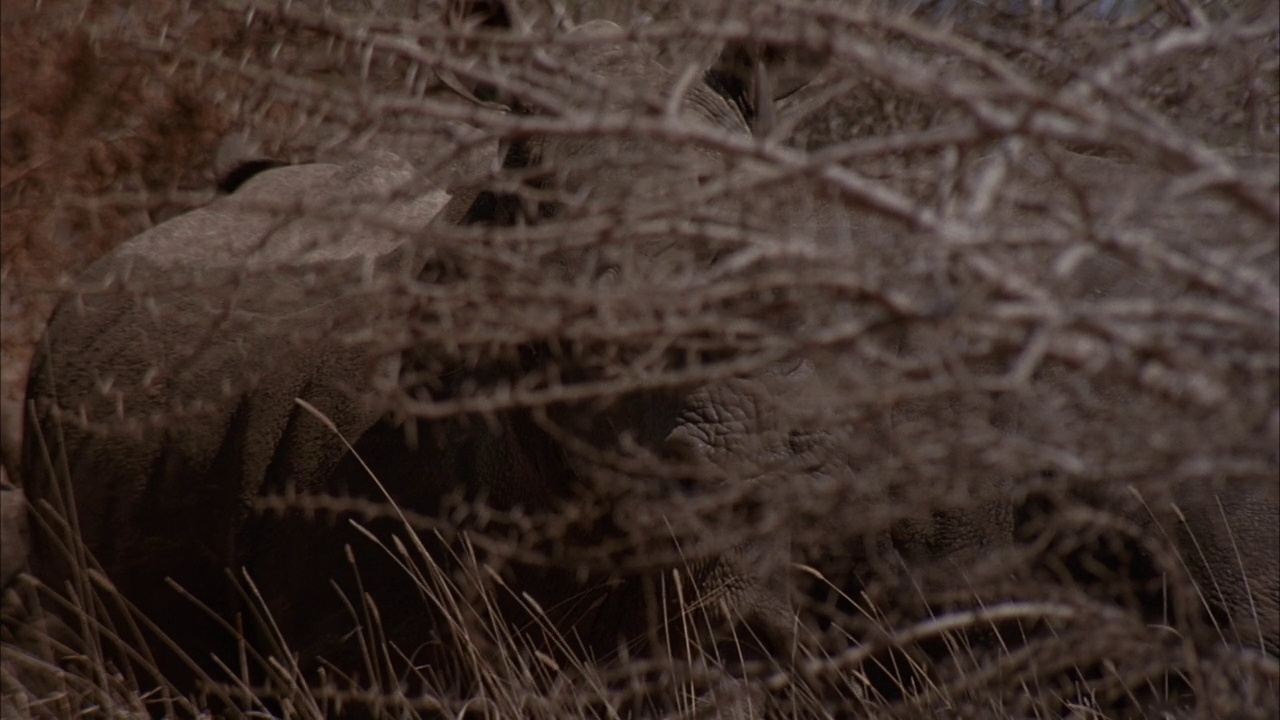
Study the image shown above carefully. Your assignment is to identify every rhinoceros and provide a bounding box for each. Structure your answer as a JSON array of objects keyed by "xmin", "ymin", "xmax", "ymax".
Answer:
[
  {"xmin": 18, "ymin": 4, "xmax": 1276, "ymax": 716},
  {"xmin": 19, "ymin": 7, "xmax": 828, "ymax": 705}
]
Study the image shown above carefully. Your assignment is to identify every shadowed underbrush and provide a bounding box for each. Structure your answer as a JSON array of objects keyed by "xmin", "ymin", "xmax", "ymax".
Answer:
[{"xmin": 2, "ymin": 0, "xmax": 1277, "ymax": 717}]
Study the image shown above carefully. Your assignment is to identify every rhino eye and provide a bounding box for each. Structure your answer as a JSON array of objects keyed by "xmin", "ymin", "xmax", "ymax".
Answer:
[{"xmin": 787, "ymin": 429, "xmax": 819, "ymax": 455}]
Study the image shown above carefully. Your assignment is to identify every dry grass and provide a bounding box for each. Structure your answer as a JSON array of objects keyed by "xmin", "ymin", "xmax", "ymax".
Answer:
[{"xmin": 2, "ymin": 0, "xmax": 1278, "ymax": 717}]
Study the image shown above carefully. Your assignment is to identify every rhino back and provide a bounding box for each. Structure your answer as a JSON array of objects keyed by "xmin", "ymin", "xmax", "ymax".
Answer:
[{"xmin": 21, "ymin": 150, "xmax": 447, "ymax": 678}]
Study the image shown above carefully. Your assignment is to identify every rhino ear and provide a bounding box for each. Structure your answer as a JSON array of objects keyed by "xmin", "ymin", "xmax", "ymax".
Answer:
[
  {"xmin": 707, "ymin": 41, "xmax": 828, "ymax": 135},
  {"xmin": 438, "ymin": 0, "xmax": 516, "ymax": 108}
]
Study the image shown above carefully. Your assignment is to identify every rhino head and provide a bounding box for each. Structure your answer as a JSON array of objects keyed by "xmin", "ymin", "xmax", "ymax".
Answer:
[{"xmin": 287, "ymin": 10, "xmax": 831, "ymax": 688}]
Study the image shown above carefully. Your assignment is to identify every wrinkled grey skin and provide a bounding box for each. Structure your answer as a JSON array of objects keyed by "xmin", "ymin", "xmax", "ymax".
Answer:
[
  {"xmin": 271, "ymin": 18, "xmax": 832, "ymax": 678},
  {"xmin": 22, "ymin": 150, "xmax": 453, "ymax": 686},
  {"xmin": 1168, "ymin": 478, "xmax": 1279, "ymax": 656},
  {"xmin": 19, "ymin": 15, "xmax": 1274, "ymax": 715},
  {"xmin": 1106, "ymin": 475, "xmax": 1280, "ymax": 656},
  {"xmin": 19, "ymin": 14, "xmax": 826, "ymax": 695}
]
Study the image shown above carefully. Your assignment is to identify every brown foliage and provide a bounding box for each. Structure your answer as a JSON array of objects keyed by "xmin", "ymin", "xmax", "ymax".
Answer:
[
  {"xmin": 0, "ymin": 0, "xmax": 237, "ymax": 473},
  {"xmin": 2, "ymin": 0, "xmax": 1277, "ymax": 717}
]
